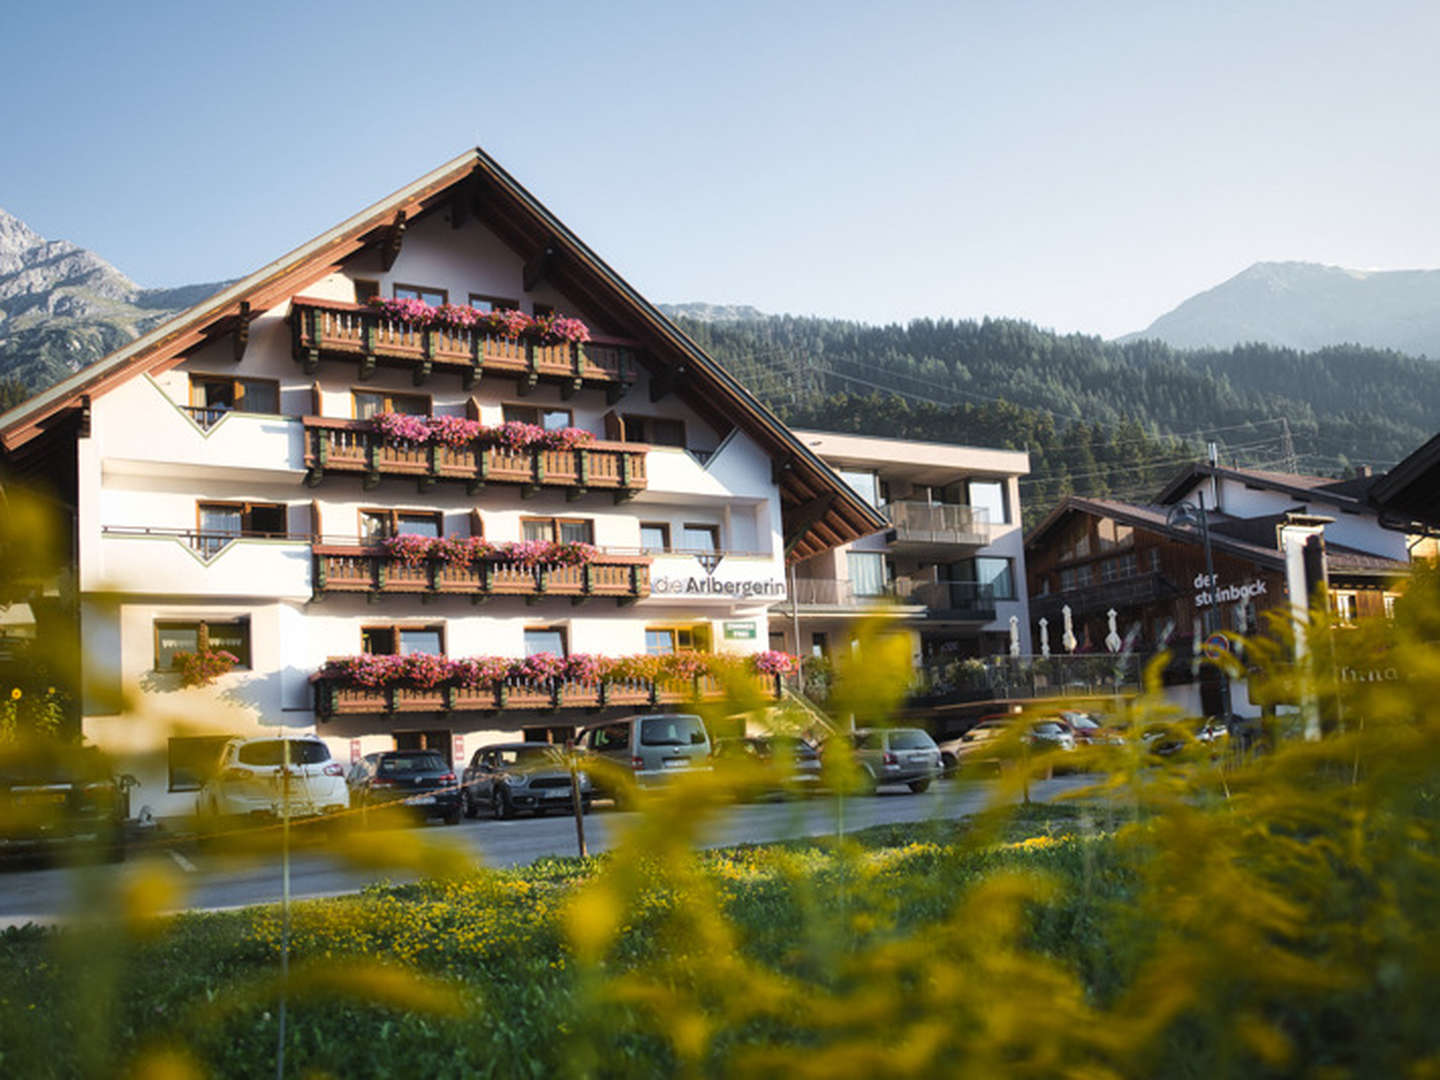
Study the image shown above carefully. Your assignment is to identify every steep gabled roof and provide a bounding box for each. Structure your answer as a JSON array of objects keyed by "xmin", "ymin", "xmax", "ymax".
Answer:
[
  {"xmin": 0, "ymin": 148, "xmax": 885, "ymax": 560},
  {"xmin": 1155, "ymin": 462, "xmax": 1379, "ymax": 512}
]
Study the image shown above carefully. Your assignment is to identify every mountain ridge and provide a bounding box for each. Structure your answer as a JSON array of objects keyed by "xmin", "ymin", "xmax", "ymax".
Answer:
[{"xmin": 1122, "ymin": 260, "xmax": 1440, "ymax": 356}]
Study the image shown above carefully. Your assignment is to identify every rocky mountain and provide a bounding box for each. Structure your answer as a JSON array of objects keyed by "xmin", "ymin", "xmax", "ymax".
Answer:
[
  {"xmin": 0, "ymin": 208, "xmax": 227, "ymax": 393},
  {"xmin": 1124, "ymin": 261, "xmax": 1440, "ymax": 357},
  {"xmin": 657, "ymin": 302, "xmax": 770, "ymax": 323}
]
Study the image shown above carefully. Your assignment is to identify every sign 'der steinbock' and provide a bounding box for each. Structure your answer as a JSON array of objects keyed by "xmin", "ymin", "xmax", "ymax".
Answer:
[{"xmin": 1192, "ymin": 572, "xmax": 1267, "ymax": 608}]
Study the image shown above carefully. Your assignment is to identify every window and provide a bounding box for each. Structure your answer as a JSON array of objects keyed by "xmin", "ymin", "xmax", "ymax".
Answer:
[
  {"xmin": 1384, "ymin": 593, "xmax": 1399, "ymax": 619},
  {"xmin": 353, "ymin": 390, "xmax": 430, "ymax": 419},
  {"xmin": 521, "ymin": 517, "xmax": 593, "ymax": 544},
  {"xmin": 1099, "ymin": 552, "xmax": 1137, "ymax": 583},
  {"xmin": 531, "ymin": 302, "xmax": 555, "ymax": 318},
  {"xmin": 1333, "ymin": 591, "xmax": 1358, "ymax": 626},
  {"xmin": 167, "ymin": 735, "xmax": 231, "ymax": 792},
  {"xmin": 361, "ymin": 625, "xmax": 444, "ymax": 655},
  {"xmin": 644, "ymin": 625, "xmax": 711, "ymax": 656},
  {"xmin": 966, "ymin": 479, "xmax": 1008, "ymax": 525},
  {"xmin": 469, "ymin": 293, "xmax": 519, "ymax": 313},
  {"xmin": 680, "ymin": 524, "xmax": 720, "ymax": 553},
  {"xmin": 197, "ymin": 502, "xmax": 286, "ymax": 555},
  {"xmin": 393, "ymin": 284, "xmax": 447, "ymax": 306},
  {"xmin": 359, "ymin": 509, "xmax": 442, "ymax": 542},
  {"xmin": 354, "ymin": 278, "xmax": 380, "ymax": 303},
  {"xmin": 524, "ymin": 627, "xmax": 567, "ymax": 657},
  {"xmin": 238, "ymin": 740, "xmax": 332, "ymax": 767},
  {"xmin": 623, "ymin": 414, "xmax": 685, "ymax": 447},
  {"xmin": 966, "ymin": 559, "xmax": 1014, "ymax": 599},
  {"xmin": 639, "ymin": 523, "xmax": 670, "ymax": 553},
  {"xmin": 154, "ymin": 619, "xmax": 251, "ymax": 671},
  {"xmin": 837, "ymin": 469, "xmax": 880, "ymax": 508},
  {"xmin": 640, "ymin": 716, "xmax": 706, "ymax": 747},
  {"xmin": 811, "ymin": 631, "xmax": 829, "ymax": 658},
  {"xmin": 848, "ymin": 551, "xmax": 887, "ymax": 596},
  {"xmin": 189, "ymin": 375, "xmax": 279, "ymax": 418},
  {"xmin": 503, "ymin": 404, "xmax": 574, "ymax": 431}
]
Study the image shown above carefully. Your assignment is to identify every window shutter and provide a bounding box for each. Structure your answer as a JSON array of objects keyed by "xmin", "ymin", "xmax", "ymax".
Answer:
[
  {"xmin": 470, "ymin": 508, "xmax": 484, "ymax": 538},
  {"xmin": 310, "ymin": 380, "xmax": 323, "ymax": 417},
  {"xmin": 310, "ymin": 499, "xmax": 322, "ymax": 541},
  {"xmin": 466, "ymin": 396, "xmax": 481, "ymax": 422}
]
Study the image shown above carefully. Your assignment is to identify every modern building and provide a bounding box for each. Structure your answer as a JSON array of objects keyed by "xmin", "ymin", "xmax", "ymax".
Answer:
[
  {"xmin": 768, "ymin": 430, "xmax": 1031, "ymax": 670},
  {"xmin": 0, "ymin": 148, "xmax": 885, "ymax": 816},
  {"xmin": 1025, "ymin": 462, "xmax": 1414, "ymax": 716}
]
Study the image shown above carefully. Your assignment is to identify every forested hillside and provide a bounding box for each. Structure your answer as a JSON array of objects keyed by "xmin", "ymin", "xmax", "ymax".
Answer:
[{"xmin": 670, "ymin": 312, "xmax": 1440, "ymax": 522}]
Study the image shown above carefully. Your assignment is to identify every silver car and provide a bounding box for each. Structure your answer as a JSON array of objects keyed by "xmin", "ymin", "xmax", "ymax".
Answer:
[
  {"xmin": 461, "ymin": 742, "xmax": 591, "ymax": 820},
  {"xmin": 833, "ymin": 727, "xmax": 942, "ymax": 794},
  {"xmin": 578, "ymin": 713, "xmax": 712, "ymax": 797}
]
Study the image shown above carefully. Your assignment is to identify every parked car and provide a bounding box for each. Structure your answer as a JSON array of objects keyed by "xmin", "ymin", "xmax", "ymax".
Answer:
[
  {"xmin": 0, "ymin": 741, "xmax": 132, "ymax": 861},
  {"xmin": 1059, "ymin": 710, "xmax": 1124, "ymax": 746},
  {"xmin": 826, "ymin": 727, "xmax": 942, "ymax": 794},
  {"xmin": 577, "ymin": 713, "xmax": 712, "ymax": 800},
  {"xmin": 461, "ymin": 742, "xmax": 590, "ymax": 819},
  {"xmin": 199, "ymin": 736, "xmax": 349, "ymax": 820},
  {"xmin": 939, "ymin": 717, "xmax": 1014, "ymax": 773},
  {"xmin": 713, "ymin": 735, "xmax": 823, "ymax": 798},
  {"xmin": 347, "ymin": 750, "xmax": 461, "ymax": 825}
]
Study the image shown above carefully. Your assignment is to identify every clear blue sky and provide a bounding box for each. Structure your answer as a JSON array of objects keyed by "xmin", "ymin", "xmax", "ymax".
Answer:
[{"xmin": 3, "ymin": 0, "xmax": 1437, "ymax": 337}]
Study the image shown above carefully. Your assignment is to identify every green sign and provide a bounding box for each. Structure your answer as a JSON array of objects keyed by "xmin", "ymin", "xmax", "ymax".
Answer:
[{"xmin": 723, "ymin": 621, "xmax": 757, "ymax": 640}]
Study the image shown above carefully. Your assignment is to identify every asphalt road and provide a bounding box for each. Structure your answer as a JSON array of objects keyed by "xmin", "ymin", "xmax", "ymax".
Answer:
[{"xmin": 0, "ymin": 775, "xmax": 1094, "ymax": 926}]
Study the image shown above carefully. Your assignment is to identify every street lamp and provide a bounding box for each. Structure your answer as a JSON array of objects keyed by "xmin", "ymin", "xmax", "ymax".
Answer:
[{"xmin": 1167, "ymin": 494, "xmax": 1233, "ymax": 719}]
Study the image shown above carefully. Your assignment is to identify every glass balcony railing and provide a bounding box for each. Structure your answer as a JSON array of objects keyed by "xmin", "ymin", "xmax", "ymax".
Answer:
[{"xmin": 882, "ymin": 501, "xmax": 990, "ymax": 548}]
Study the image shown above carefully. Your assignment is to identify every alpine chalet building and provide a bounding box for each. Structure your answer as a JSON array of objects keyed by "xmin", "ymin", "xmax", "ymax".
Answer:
[{"xmin": 0, "ymin": 149, "xmax": 884, "ymax": 816}]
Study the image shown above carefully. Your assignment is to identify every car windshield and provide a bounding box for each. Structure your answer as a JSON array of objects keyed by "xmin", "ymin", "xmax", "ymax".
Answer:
[
  {"xmin": 640, "ymin": 716, "xmax": 706, "ymax": 747},
  {"xmin": 1032, "ymin": 722, "xmax": 1066, "ymax": 735},
  {"xmin": 496, "ymin": 746, "xmax": 557, "ymax": 768},
  {"xmin": 764, "ymin": 737, "xmax": 816, "ymax": 758},
  {"xmin": 237, "ymin": 740, "xmax": 331, "ymax": 766},
  {"xmin": 1068, "ymin": 715, "xmax": 1101, "ymax": 730},
  {"xmin": 379, "ymin": 754, "xmax": 446, "ymax": 774},
  {"xmin": 888, "ymin": 730, "xmax": 936, "ymax": 750}
]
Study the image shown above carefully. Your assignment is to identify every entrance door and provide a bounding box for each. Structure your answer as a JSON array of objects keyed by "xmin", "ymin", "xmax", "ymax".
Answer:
[{"xmin": 394, "ymin": 729, "xmax": 452, "ymax": 766}]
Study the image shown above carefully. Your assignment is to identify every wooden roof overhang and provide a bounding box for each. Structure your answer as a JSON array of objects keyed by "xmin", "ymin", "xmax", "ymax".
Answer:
[
  {"xmin": 0, "ymin": 149, "xmax": 884, "ymax": 562},
  {"xmin": 1369, "ymin": 432, "xmax": 1440, "ymax": 534}
]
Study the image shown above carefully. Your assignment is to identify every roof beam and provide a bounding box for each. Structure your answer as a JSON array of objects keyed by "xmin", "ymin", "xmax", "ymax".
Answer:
[
  {"xmin": 783, "ymin": 492, "xmax": 835, "ymax": 558},
  {"xmin": 232, "ymin": 301, "xmax": 252, "ymax": 363},
  {"xmin": 380, "ymin": 211, "xmax": 407, "ymax": 271}
]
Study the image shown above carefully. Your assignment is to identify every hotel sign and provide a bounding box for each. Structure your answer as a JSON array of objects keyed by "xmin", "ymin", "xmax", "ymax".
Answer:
[
  {"xmin": 649, "ymin": 553, "xmax": 786, "ymax": 601},
  {"xmin": 1192, "ymin": 572, "xmax": 1267, "ymax": 608}
]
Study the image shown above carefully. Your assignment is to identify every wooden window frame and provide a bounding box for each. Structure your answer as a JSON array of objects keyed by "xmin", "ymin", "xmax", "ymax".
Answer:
[
  {"xmin": 197, "ymin": 500, "xmax": 289, "ymax": 539},
  {"xmin": 502, "ymin": 402, "xmax": 575, "ymax": 430},
  {"xmin": 523, "ymin": 625, "xmax": 569, "ymax": 657},
  {"xmin": 360, "ymin": 623, "xmax": 447, "ymax": 656},
  {"xmin": 188, "ymin": 373, "xmax": 281, "ymax": 414},
  {"xmin": 153, "ymin": 617, "xmax": 252, "ymax": 672},
  {"xmin": 354, "ymin": 278, "xmax": 381, "ymax": 303},
  {"xmin": 358, "ymin": 508, "xmax": 443, "ymax": 543},
  {"xmin": 639, "ymin": 522, "xmax": 670, "ymax": 553},
  {"xmin": 644, "ymin": 623, "xmax": 711, "ymax": 655},
  {"xmin": 392, "ymin": 283, "xmax": 449, "ymax": 305},
  {"xmin": 468, "ymin": 292, "xmax": 520, "ymax": 312},
  {"xmin": 520, "ymin": 516, "xmax": 594, "ymax": 544},
  {"xmin": 351, "ymin": 387, "xmax": 432, "ymax": 419},
  {"xmin": 622, "ymin": 413, "xmax": 686, "ymax": 448},
  {"xmin": 679, "ymin": 523, "xmax": 720, "ymax": 553}
]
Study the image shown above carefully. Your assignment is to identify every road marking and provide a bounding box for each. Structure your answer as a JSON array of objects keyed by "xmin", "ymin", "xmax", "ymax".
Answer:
[{"xmin": 169, "ymin": 850, "xmax": 197, "ymax": 873}]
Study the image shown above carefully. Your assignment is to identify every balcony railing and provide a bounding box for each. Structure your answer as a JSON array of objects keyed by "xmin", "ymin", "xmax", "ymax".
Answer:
[
  {"xmin": 883, "ymin": 500, "xmax": 990, "ymax": 548},
  {"xmin": 291, "ymin": 298, "xmax": 640, "ymax": 397},
  {"xmin": 1030, "ymin": 571, "xmax": 1178, "ymax": 621},
  {"xmin": 894, "ymin": 578, "xmax": 998, "ymax": 620},
  {"xmin": 302, "ymin": 417, "xmax": 648, "ymax": 497},
  {"xmin": 313, "ymin": 546, "xmax": 651, "ymax": 603},
  {"xmin": 314, "ymin": 672, "xmax": 783, "ymax": 716},
  {"xmin": 786, "ymin": 576, "xmax": 997, "ymax": 620}
]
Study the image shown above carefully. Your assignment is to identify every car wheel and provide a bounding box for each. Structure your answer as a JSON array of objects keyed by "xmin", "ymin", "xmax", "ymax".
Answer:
[
  {"xmin": 940, "ymin": 752, "xmax": 957, "ymax": 778},
  {"xmin": 492, "ymin": 787, "xmax": 514, "ymax": 820},
  {"xmin": 908, "ymin": 779, "xmax": 931, "ymax": 794},
  {"xmin": 443, "ymin": 807, "xmax": 461, "ymax": 826},
  {"xmin": 461, "ymin": 789, "xmax": 478, "ymax": 820},
  {"xmin": 581, "ymin": 799, "xmax": 593, "ymax": 816}
]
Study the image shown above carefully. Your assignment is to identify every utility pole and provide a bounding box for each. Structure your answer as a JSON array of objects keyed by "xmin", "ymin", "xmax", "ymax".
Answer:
[{"xmin": 1280, "ymin": 418, "xmax": 1298, "ymax": 474}]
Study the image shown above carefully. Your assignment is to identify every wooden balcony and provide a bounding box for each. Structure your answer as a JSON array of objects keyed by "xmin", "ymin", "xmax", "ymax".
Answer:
[
  {"xmin": 314, "ymin": 673, "xmax": 783, "ymax": 717},
  {"xmin": 302, "ymin": 417, "xmax": 648, "ymax": 498},
  {"xmin": 313, "ymin": 546, "xmax": 651, "ymax": 605},
  {"xmin": 290, "ymin": 298, "xmax": 639, "ymax": 399}
]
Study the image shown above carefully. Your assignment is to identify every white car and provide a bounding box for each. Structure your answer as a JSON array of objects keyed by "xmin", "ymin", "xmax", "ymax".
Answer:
[{"xmin": 199, "ymin": 736, "xmax": 349, "ymax": 818}]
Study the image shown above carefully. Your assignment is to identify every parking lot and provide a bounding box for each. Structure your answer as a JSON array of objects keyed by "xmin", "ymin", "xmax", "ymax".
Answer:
[{"xmin": 0, "ymin": 774, "xmax": 1097, "ymax": 926}]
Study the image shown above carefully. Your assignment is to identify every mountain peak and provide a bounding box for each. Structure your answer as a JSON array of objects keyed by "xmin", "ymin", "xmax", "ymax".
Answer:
[{"xmin": 1125, "ymin": 261, "xmax": 1440, "ymax": 355}]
